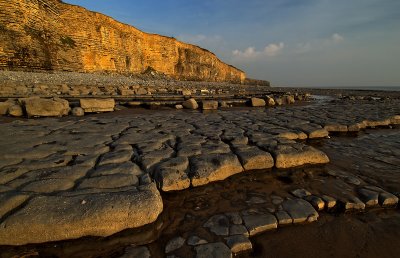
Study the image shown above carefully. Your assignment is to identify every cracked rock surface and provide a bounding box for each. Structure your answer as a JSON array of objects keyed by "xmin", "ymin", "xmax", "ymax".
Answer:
[{"xmin": 0, "ymin": 96, "xmax": 399, "ymax": 250}]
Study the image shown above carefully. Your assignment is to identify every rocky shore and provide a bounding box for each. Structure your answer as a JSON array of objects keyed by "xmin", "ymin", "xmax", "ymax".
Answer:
[{"xmin": 0, "ymin": 80, "xmax": 399, "ymax": 257}]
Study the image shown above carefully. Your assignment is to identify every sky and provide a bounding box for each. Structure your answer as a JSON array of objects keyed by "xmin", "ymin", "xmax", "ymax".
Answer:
[{"xmin": 63, "ymin": 0, "xmax": 400, "ymax": 87}]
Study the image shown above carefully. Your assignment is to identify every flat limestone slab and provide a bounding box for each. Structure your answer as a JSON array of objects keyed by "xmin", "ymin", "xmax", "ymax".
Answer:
[
  {"xmin": 282, "ymin": 199, "xmax": 319, "ymax": 223},
  {"xmin": 274, "ymin": 143, "xmax": 330, "ymax": 169},
  {"xmin": 190, "ymin": 153, "xmax": 244, "ymax": 187},
  {"xmin": 243, "ymin": 213, "xmax": 277, "ymax": 236},
  {"xmin": 80, "ymin": 98, "xmax": 115, "ymax": 112},
  {"xmin": 0, "ymin": 184, "xmax": 163, "ymax": 245}
]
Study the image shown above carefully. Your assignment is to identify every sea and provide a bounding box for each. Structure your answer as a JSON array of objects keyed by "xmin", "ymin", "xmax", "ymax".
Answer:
[{"xmin": 284, "ymin": 86, "xmax": 400, "ymax": 91}]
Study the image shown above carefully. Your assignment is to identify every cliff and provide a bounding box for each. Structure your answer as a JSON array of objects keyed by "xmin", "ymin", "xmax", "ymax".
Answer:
[{"xmin": 0, "ymin": 0, "xmax": 245, "ymax": 83}]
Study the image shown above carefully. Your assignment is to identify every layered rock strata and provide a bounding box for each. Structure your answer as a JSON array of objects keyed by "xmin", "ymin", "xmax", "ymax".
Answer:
[{"xmin": 0, "ymin": 0, "xmax": 245, "ymax": 83}]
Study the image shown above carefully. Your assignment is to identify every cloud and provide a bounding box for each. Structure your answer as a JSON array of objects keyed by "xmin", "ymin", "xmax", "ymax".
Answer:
[
  {"xmin": 294, "ymin": 33, "xmax": 345, "ymax": 54},
  {"xmin": 331, "ymin": 33, "xmax": 344, "ymax": 43},
  {"xmin": 233, "ymin": 42, "xmax": 284, "ymax": 59},
  {"xmin": 177, "ymin": 34, "xmax": 223, "ymax": 45}
]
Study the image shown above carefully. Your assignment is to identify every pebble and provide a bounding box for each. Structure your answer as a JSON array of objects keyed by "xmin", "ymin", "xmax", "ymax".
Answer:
[{"xmin": 165, "ymin": 236, "xmax": 186, "ymax": 253}]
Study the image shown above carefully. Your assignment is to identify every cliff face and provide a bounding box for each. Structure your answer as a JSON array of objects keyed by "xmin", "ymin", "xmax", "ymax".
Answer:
[{"xmin": 0, "ymin": 0, "xmax": 245, "ymax": 83}]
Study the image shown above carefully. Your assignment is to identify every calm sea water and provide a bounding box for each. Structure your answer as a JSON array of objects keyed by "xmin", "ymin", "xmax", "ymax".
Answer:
[{"xmin": 291, "ymin": 86, "xmax": 400, "ymax": 91}]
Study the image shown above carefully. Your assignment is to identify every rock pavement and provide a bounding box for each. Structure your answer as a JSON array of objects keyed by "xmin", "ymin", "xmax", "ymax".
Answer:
[{"xmin": 0, "ymin": 96, "xmax": 399, "ymax": 253}]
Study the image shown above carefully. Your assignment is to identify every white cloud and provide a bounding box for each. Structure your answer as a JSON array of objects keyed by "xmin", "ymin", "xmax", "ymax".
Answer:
[
  {"xmin": 264, "ymin": 42, "xmax": 285, "ymax": 56},
  {"xmin": 233, "ymin": 42, "xmax": 284, "ymax": 59},
  {"xmin": 177, "ymin": 34, "xmax": 223, "ymax": 45},
  {"xmin": 294, "ymin": 33, "xmax": 344, "ymax": 54},
  {"xmin": 331, "ymin": 33, "xmax": 344, "ymax": 43}
]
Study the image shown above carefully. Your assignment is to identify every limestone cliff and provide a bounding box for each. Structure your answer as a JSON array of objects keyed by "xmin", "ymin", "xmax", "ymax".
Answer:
[{"xmin": 0, "ymin": 0, "xmax": 245, "ymax": 83}]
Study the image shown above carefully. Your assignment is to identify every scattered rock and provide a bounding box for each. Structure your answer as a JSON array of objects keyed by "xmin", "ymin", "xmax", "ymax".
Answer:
[
  {"xmin": 80, "ymin": 98, "xmax": 115, "ymax": 112},
  {"xmin": 324, "ymin": 124, "xmax": 348, "ymax": 133},
  {"xmin": 182, "ymin": 98, "xmax": 198, "ymax": 109},
  {"xmin": 204, "ymin": 214, "xmax": 230, "ymax": 236},
  {"xmin": 202, "ymin": 100, "xmax": 218, "ymax": 110},
  {"xmin": 136, "ymin": 88, "xmax": 148, "ymax": 95},
  {"xmin": 282, "ymin": 199, "xmax": 319, "ymax": 223},
  {"xmin": 0, "ymin": 102, "xmax": 13, "ymax": 115},
  {"xmin": 8, "ymin": 104, "xmax": 23, "ymax": 117},
  {"xmin": 339, "ymin": 197, "xmax": 366, "ymax": 211},
  {"xmin": 291, "ymin": 189, "xmax": 311, "ymax": 199},
  {"xmin": 187, "ymin": 235, "xmax": 208, "ymax": 246},
  {"xmin": 181, "ymin": 90, "xmax": 191, "ymax": 96},
  {"xmin": 194, "ymin": 242, "xmax": 232, "ymax": 258},
  {"xmin": 20, "ymin": 97, "xmax": 70, "ymax": 117},
  {"xmin": 175, "ymin": 104, "xmax": 183, "ymax": 110},
  {"xmin": 284, "ymin": 95, "xmax": 295, "ymax": 104},
  {"xmin": 379, "ymin": 192, "xmax": 399, "ymax": 207},
  {"xmin": 242, "ymin": 213, "xmax": 277, "ymax": 236},
  {"xmin": 165, "ymin": 236, "xmax": 185, "ymax": 253},
  {"xmin": 304, "ymin": 196, "xmax": 325, "ymax": 211},
  {"xmin": 321, "ymin": 195, "xmax": 337, "ymax": 209},
  {"xmin": 71, "ymin": 107, "xmax": 85, "ymax": 116},
  {"xmin": 250, "ymin": 98, "xmax": 266, "ymax": 107},
  {"xmin": 266, "ymin": 96, "xmax": 275, "ymax": 106},
  {"xmin": 358, "ymin": 188, "xmax": 379, "ymax": 207}
]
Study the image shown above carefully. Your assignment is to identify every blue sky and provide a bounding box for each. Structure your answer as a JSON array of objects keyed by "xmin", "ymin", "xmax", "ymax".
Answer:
[{"xmin": 63, "ymin": 0, "xmax": 400, "ymax": 87}]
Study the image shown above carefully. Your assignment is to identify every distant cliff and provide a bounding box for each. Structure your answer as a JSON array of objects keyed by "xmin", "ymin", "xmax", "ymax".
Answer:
[{"xmin": 0, "ymin": 0, "xmax": 245, "ymax": 83}]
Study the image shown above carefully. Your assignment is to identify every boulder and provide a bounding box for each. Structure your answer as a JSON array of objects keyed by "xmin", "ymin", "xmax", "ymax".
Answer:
[
  {"xmin": 274, "ymin": 97, "xmax": 283, "ymax": 106},
  {"xmin": 0, "ymin": 184, "xmax": 163, "ymax": 245},
  {"xmin": 20, "ymin": 97, "xmax": 70, "ymax": 117},
  {"xmin": 181, "ymin": 90, "xmax": 192, "ymax": 96},
  {"xmin": 250, "ymin": 98, "xmax": 266, "ymax": 107},
  {"xmin": 266, "ymin": 96, "xmax": 275, "ymax": 106},
  {"xmin": 80, "ymin": 98, "xmax": 115, "ymax": 113},
  {"xmin": 182, "ymin": 98, "xmax": 199, "ymax": 109},
  {"xmin": 0, "ymin": 102, "xmax": 13, "ymax": 115},
  {"xmin": 8, "ymin": 105, "xmax": 24, "ymax": 117},
  {"xmin": 202, "ymin": 100, "xmax": 219, "ymax": 110},
  {"xmin": 135, "ymin": 88, "xmax": 148, "ymax": 95},
  {"xmin": 71, "ymin": 107, "xmax": 85, "ymax": 116},
  {"xmin": 284, "ymin": 95, "xmax": 295, "ymax": 104}
]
